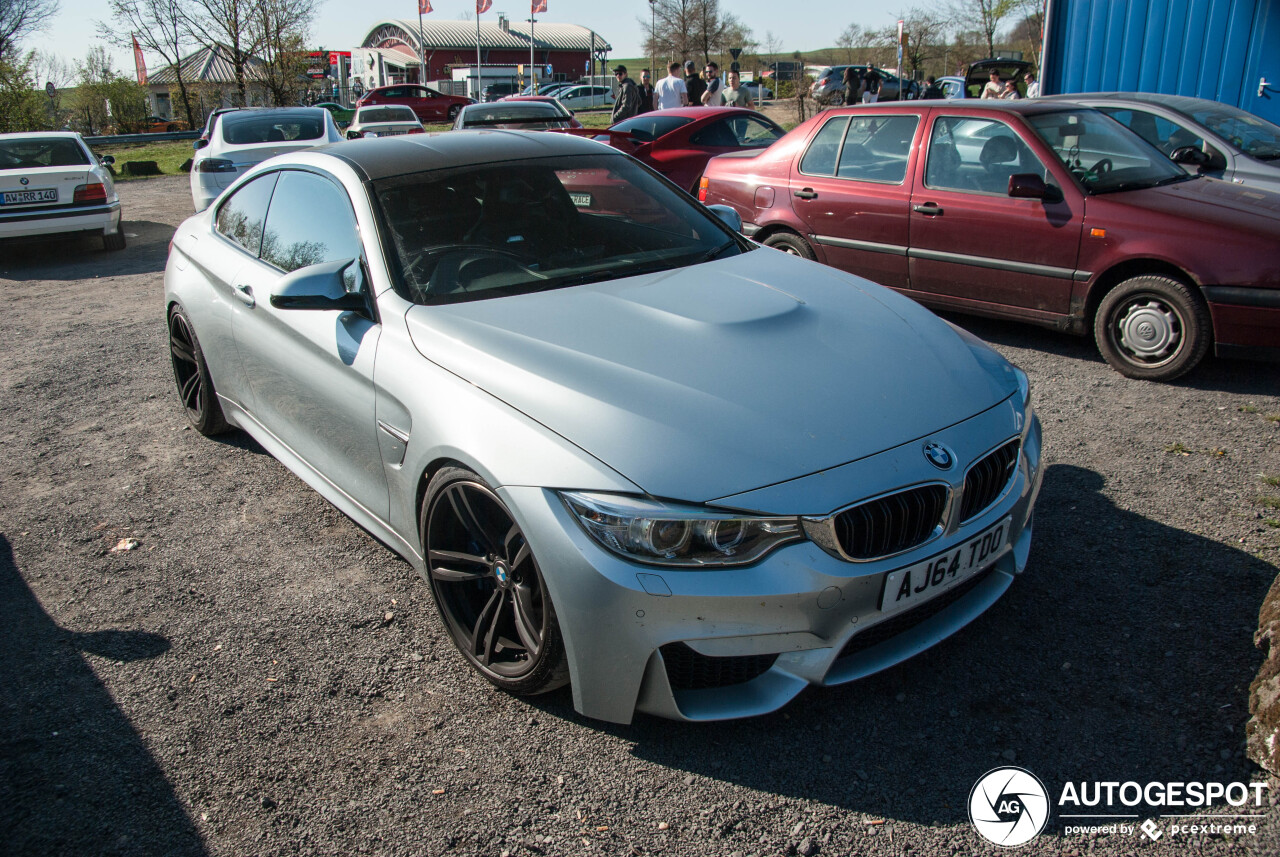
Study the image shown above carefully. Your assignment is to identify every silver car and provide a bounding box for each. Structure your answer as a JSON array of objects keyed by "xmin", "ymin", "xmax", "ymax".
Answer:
[
  {"xmin": 1045, "ymin": 92, "xmax": 1280, "ymax": 192},
  {"xmin": 164, "ymin": 131, "xmax": 1043, "ymax": 723}
]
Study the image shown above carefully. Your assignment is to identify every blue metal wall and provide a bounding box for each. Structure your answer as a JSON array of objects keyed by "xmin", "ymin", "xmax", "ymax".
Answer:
[{"xmin": 1043, "ymin": 0, "xmax": 1275, "ymax": 113}]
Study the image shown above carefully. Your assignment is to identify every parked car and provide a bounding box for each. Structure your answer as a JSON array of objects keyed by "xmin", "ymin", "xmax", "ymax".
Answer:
[
  {"xmin": 949, "ymin": 59, "xmax": 1033, "ymax": 99},
  {"xmin": 197, "ymin": 107, "xmax": 238, "ymax": 146},
  {"xmin": 145, "ymin": 115, "xmax": 189, "ymax": 133},
  {"xmin": 315, "ymin": 101, "xmax": 355, "ymax": 127},
  {"xmin": 355, "ymin": 83, "xmax": 473, "ymax": 124},
  {"xmin": 554, "ymin": 84, "xmax": 614, "ymax": 111},
  {"xmin": 189, "ymin": 107, "xmax": 342, "ymax": 211},
  {"xmin": 481, "ymin": 82, "xmax": 520, "ymax": 102},
  {"xmin": 742, "ymin": 81, "xmax": 773, "ymax": 101},
  {"xmin": 700, "ymin": 100, "xmax": 1280, "ymax": 380},
  {"xmin": 346, "ymin": 105, "xmax": 425, "ymax": 139},
  {"xmin": 937, "ymin": 75, "xmax": 966, "ymax": 99},
  {"xmin": 811, "ymin": 65, "xmax": 917, "ymax": 105},
  {"xmin": 0, "ymin": 132, "xmax": 125, "ymax": 250},
  {"xmin": 163, "ymin": 131, "xmax": 1042, "ymax": 724},
  {"xmin": 451, "ymin": 101, "xmax": 581, "ymax": 131},
  {"xmin": 517, "ymin": 82, "xmax": 573, "ymax": 98},
  {"xmin": 572, "ymin": 107, "xmax": 785, "ymax": 193},
  {"xmin": 1043, "ymin": 92, "xmax": 1280, "ymax": 192}
]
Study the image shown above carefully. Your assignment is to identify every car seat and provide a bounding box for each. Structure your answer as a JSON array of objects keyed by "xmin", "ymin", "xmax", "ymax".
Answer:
[{"xmin": 978, "ymin": 135, "xmax": 1020, "ymax": 193}]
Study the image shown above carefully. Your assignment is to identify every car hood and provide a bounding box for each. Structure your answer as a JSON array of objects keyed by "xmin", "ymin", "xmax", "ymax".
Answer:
[
  {"xmin": 403, "ymin": 251, "xmax": 1017, "ymax": 502},
  {"xmin": 1112, "ymin": 176, "xmax": 1280, "ymax": 230}
]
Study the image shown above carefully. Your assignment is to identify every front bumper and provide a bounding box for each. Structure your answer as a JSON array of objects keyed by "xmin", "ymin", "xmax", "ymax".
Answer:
[
  {"xmin": 0, "ymin": 201, "xmax": 121, "ymax": 239},
  {"xmin": 501, "ymin": 403, "xmax": 1044, "ymax": 724}
]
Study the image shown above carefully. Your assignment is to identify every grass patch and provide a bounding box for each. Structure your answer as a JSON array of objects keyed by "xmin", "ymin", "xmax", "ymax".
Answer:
[
  {"xmin": 92, "ymin": 140, "xmax": 194, "ymax": 182},
  {"xmin": 1258, "ymin": 496, "xmax": 1280, "ymax": 510},
  {"xmin": 1265, "ymin": 519, "xmax": 1280, "ymax": 529},
  {"xmin": 1164, "ymin": 442, "xmax": 1191, "ymax": 455},
  {"xmin": 1264, "ymin": 475, "xmax": 1280, "ymax": 487},
  {"xmin": 1267, "ymin": 413, "xmax": 1280, "ymax": 423},
  {"xmin": 1239, "ymin": 404, "xmax": 1260, "ymax": 413}
]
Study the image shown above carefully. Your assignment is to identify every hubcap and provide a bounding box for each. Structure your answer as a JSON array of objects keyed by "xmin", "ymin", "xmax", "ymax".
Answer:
[
  {"xmin": 426, "ymin": 481, "xmax": 546, "ymax": 679},
  {"xmin": 1116, "ymin": 297, "xmax": 1181, "ymax": 362}
]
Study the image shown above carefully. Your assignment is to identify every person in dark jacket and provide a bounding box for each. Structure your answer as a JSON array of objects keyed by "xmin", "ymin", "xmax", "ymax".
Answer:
[
  {"xmin": 611, "ymin": 65, "xmax": 643, "ymax": 123},
  {"xmin": 861, "ymin": 63, "xmax": 882, "ymax": 103},
  {"xmin": 921, "ymin": 75, "xmax": 945, "ymax": 99},
  {"xmin": 637, "ymin": 69, "xmax": 656, "ymax": 114},
  {"xmin": 842, "ymin": 66, "xmax": 860, "ymax": 105},
  {"xmin": 684, "ymin": 59, "xmax": 706, "ymax": 106}
]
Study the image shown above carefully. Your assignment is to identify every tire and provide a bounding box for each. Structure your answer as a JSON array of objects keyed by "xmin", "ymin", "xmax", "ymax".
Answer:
[
  {"xmin": 166, "ymin": 123, "xmax": 179, "ymax": 132},
  {"xmin": 763, "ymin": 231, "xmax": 816, "ymax": 260},
  {"xmin": 102, "ymin": 229, "xmax": 126, "ymax": 252},
  {"xmin": 1093, "ymin": 275, "xmax": 1212, "ymax": 381},
  {"xmin": 167, "ymin": 304, "xmax": 230, "ymax": 435},
  {"xmin": 447, "ymin": 105, "xmax": 461, "ymax": 122},
  {"xmin": 420, "ymin": 466, "xmax": 569, "ymax": 695}
]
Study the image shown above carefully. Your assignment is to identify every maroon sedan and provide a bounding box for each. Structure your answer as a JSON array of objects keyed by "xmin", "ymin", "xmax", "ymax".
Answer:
[
  {"xmin": 355, "ymin": 83, "xmax": 473, "ymax": 124},
  {"xmin": 700, "ymin": 100, "xmax": 1280, "ymax": 381},
  {"xmin": 573, "ymin": 107, "xmax": 785, "ymax": 194}
]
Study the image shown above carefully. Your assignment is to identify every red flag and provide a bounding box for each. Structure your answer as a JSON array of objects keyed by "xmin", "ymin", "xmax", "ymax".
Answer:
[
  {"xmin": 132, "ymin": 35, "xmax": 147, "ymax": 85},
  {"xmin": 476, "ymin": 0, "xmax": 491, "ymax": 13},
  {"xmin": 418, "ymin": 0, "xmax": 431, "ymax": 12},
  {"xmin": 531, "ymin": 0, "xmax": 547, "ymax": 12}
]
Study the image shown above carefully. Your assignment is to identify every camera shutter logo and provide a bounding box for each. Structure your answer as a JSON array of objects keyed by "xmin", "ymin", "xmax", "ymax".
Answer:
[{"xmin": 969, "ymin": 766, "xmax": 1050, "ymax": 847}]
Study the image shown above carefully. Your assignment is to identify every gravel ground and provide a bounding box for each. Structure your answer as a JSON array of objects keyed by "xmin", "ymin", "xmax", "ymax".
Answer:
[{"xmin": 2, "ymin": 175, "xmax": 1279, "ymax": 857}]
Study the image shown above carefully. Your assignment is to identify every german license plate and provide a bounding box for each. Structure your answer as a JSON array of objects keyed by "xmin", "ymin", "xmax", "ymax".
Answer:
[
  {"xmin": 569, "ymin": 192, "xmax": 593, "ymax": 207},
  {"xmin": 879, "ymin": 517, "xmax": 1011, "ymax": 614},
  {"xmin": 1, "ymin": 188, "xmax": 57, "ymax": 205}
]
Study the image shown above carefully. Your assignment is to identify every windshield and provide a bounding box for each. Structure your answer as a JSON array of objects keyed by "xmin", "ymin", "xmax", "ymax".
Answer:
[
  {"xmin": 222, "ymin": 114, "xmax": 325, "ymax": 144},
  {"xmin": 0, "ymin": 138, "xmax": 89, "ymax": 169},
  {"xmin": 1026, "ymin": 109, "xmax": 1188, "ymax": 193},
  {"xmin": 357, "ymin": 107, "xmax": 417, "ymax": 124},
  {"xmin": 1181, "ymin": 102, "xmax": 1280, "ymax": 160},
  {"xmin": 375, "ymin": 154, "xmax": 748, "ymax": 305}
]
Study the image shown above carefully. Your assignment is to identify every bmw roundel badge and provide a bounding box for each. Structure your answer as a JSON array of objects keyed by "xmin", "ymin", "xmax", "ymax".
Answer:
[
  {"xmin": 923, "ymin": 441, "xmax": 954, "ymax": 469},
  {"xmin": 20, "ymin": 177, "xmax": 29, "ymax": 185}
]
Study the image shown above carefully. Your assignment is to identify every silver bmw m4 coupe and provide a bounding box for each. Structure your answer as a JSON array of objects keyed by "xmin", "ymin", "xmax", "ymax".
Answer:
[{"xmin": 164, "ymin": 131, "xmax": 1043, "ymax": 723}]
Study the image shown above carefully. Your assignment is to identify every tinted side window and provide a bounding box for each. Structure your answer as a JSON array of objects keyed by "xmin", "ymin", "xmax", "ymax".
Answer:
[
  {"xmin": 799, "ymin": 117, "xmax": 849, "ymax": 176},
  {"xmin": 260, "ymin": 172, "xmax": 362, "ymax": 276},
  {"xmin": 836, "ymin": 115, "xmax": 919, "ymax": 184},
  {"xmin": 215, "ymin": 173, "xmax": 278, "ymax": 256}
]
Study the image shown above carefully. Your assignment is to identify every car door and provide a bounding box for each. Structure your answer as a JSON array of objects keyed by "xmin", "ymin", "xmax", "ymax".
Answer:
[
  {"xmin": 906, "ymin": 112, "xmax": 1082, "ymax": 316},
  {"xmin": 409, "ymin": 86, "xmax": 443, "ymax": 122},
  {"xmin": 786, "ymin": 112, "xmax": 920, "ymax": 290},
  {"xmin": 230, "ymin": 168, "xmax": 389, "ymax": 519}
]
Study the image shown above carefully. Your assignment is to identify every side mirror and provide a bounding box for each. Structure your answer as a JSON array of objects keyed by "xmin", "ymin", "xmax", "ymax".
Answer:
[
  {"xmin": 346, "ymin": 129, "xmax": 363, "ymax": 140},
  {"xmin": 1008, "ymin": 173, "xmax": 1062, "ymax": 203},
  {"xmin": 100, "ymin": 154, "xmax": 115, "ymax": 166},
  {"xmin": 705, "ymin": 203, "xmax": 743, "ymax": 233},
  {"xmin": 193, "ymin": 138, "xmax": 208, "ymax": 150},
  {"xmin": 270, "ymin": 259, "xmax": 368, "ymax": 312},
  {"xmin": 1170, "ymin": 145, "xmax": 1211, "ymax": 166}
]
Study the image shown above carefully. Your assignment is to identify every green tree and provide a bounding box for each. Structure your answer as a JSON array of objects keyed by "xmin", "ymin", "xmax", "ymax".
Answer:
[
  {"xmin": 949, "ymin": 0, "xmax": 1018, "ymax": 59},
  {"xmin": 0, "ymin": 52, "xmax": 48, "ymax": 132}
]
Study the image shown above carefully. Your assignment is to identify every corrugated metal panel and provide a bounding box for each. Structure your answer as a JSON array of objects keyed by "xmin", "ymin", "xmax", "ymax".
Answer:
[
  {"xmin": 149, "ymin": 44, "xmax": 267, "ymax": 86},
  {"xmin": 370, "ymin": 20, "xmax": 610, "ymax": 53},
  {"xmin": 1044, "ymin": 0, "xmax": 1261, "ymax": 101}
]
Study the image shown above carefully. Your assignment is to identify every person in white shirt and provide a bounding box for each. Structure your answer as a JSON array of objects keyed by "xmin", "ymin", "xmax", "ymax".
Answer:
[
  {"xmin": 980, "ymin": 69, "xmax": 1004, "ymax": 99},
  {"xmin": 654, "ymin": 61, "xmax": 689, "ymax": 110},
  {"xmin": 1024, "ymin": 70, "xmax": 1041, "ymax": 98}
]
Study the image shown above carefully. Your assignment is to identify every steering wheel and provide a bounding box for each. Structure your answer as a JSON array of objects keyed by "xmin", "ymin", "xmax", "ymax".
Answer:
[{"xmin": 1090, "ymin": 158, "xmax": 1113, "ymax": 177}]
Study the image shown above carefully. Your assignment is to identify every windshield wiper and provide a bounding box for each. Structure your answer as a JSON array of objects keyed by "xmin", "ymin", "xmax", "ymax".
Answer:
[
  {"xmin": 1092, "ymin": 174, "xmax": 1193, "ymax": 194},
  {"xmin": 692, "ymin": 239, "xmax": 738, "ymax": 265}
]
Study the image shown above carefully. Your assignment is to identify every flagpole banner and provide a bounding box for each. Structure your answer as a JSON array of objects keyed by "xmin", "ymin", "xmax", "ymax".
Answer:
[
  {"xmin": 132, "ymin": 35, "xmax": 148, "ymax": 85},
  {"xmin": 419, "ymin": 0, "xmax": 432, "ymax": 13},
  {"xmin": 477, "ymin": 0, "xmax": 492, "ymax": 13},
  {"xmin": 532, "ymin": 0, "xmax": 547, "ymax": 12}
]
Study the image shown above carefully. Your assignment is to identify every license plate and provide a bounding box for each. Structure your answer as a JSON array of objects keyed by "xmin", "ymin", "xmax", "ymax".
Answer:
[
  {"xmin": 879, "ymin": 517, "xmax": 1011, "ymax": 614},
  {"xmin": 569, "ymin": 192, "xmax": 593, "ymax": 207},
  {"xmin": 1, "ymin": 188, "xmax": 57, "ymax": 205}
]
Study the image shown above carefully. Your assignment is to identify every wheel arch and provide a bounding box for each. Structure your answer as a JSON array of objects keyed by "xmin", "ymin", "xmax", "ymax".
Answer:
[{"xmin": 1084, "ymin": 258, "xmax": 1204, "ymax": 326}]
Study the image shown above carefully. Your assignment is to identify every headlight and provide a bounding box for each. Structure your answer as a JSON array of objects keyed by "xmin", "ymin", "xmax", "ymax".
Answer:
[
  {"xmin": 560, "ymin": 492, "xmax": 803, "ymax": 568},
  {"xmin": 1012, "ymin": 365, "xmax": 1031, "ymax": 410}
]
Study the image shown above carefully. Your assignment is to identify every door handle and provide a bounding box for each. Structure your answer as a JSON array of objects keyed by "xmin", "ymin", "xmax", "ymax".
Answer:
[
  {"xmin": 232, "ymin": 284, "xmax": 255, "ymax": 307},
  {"xmin": 913, "ymin": 203, "xmax": 944, "ymax": 216},
  {"xmin": 794, "ymin": 188, "xmax": 818, "ymax": 200}
]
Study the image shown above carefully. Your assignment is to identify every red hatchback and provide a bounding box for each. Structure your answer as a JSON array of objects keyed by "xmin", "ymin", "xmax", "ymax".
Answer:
[
  {"xmin": 700, "ymin": 100, "xmax": 1280, "ymax": 380},
  {"xmin": 576, "ymin": 107, "xmax": 785, "ymax": 194},
  {"xmin": 356, "ymin": 84, "xmax": 473, "ymax": 124}
]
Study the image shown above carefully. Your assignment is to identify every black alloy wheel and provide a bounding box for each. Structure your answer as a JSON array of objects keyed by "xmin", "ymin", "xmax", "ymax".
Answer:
[
  {"xmin": 421, "ymin": 467, "xmax": 568, "ymax": 695},
  {"xmin": 167, "ymin": 305, "xmax": 229, "ymax": 435}
]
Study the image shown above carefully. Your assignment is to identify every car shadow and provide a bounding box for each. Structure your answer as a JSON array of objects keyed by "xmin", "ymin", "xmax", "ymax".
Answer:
[
  {"xmin": 536, "ymin": 463, "xmax": 1275, "ymax": 828},
  {"xmin": 206, "ymin": 429, "xmax": 269, "ymax": 456},
  {"xmin": 0, "ymin": 534, "xmax": 207, "ymax": 856},
  {"xmin": 0, "ymin": 220, "xmax": 173, "ymax": 282},
  {"xmin": 945, "ymin": 313, "xmax": 1280, "ymax": 397}
]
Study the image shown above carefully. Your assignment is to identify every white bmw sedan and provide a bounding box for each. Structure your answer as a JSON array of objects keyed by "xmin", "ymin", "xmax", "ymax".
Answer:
[
  {"xmin": 164, "ymin": 131, "xmax": 1043, "ymax": 723},
  {"xmin": 345, "ymin": 105, "xmax": 425, "ymax": 139},
  {"xmin": 189, "ymin": 107, "xmax": 342, "ymax": 212},
  {"xmin": 0, "ymin": 132, "xmax": 124, "ymax": 250}
]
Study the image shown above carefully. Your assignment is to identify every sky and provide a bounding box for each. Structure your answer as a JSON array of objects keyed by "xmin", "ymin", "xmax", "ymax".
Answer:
[{"xmin": 25, "ymin": 0, "xmax": 904, "ymax": 80}]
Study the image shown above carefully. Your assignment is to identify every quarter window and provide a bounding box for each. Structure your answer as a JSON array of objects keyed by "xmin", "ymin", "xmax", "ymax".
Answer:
[
  {"xmin": 925, "ymin": 116, "xmax": 1049, "ymax": 194},
  {"xmin": 214, "ymin": 173, "xmax": 278, "ymax": 256},
  {"xmin": 836, "ymin": 115, "xmax": 919, "ymax": 183},
  {"xmin": 260, "ymin": 171, "xmax": 362, "ymax": 277},
  {"xmin": 799, "ymin": 117, "xmax": 849, "ymax": 176}
]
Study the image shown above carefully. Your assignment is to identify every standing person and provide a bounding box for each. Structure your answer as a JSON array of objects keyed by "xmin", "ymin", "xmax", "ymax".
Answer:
[
  {"xmin": 684, "ymin": 60, "xmax": 706, "ymax": 107},
  {"xmin": 842, "ymin": 66, "xmax": 860, "ymax": 105},
  {"xmin": 721, "ymin": 70, "xmax": 754, "ymax": 109},
  {"xmin": 701, "ymin": 61, "xmax": 724, "ymax": 105},
  {"xmin": 920, "ymin": 75, "xmax": 945, "ymax": 99},
  {"xmin": 1024, "ymin": 70, "xmax": 1040, "ymax": 98},
  {"xmin": 637, "ymin": 69, "xmax": 655, "ymax": 114},
  {"xmin": 654, "ymin": 61, "xmax": 689, "ymax": 110},
  {"xmin": 981, "ymin": 69, "xmax": 1003, "ymax": 99},
  {"xmin": 611, "ymin": 65, "xmax": 643, "ymax": 123},
  {"xmin": 861, "ymin": 63, "xmax": 882, "ymax": 104}
]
